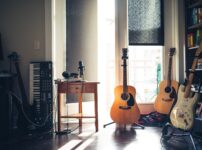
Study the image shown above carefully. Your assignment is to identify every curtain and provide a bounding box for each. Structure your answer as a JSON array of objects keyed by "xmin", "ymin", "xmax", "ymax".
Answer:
[{"xmin": 128, "ymin": 0, "xmax": 164, "ymax": 45}]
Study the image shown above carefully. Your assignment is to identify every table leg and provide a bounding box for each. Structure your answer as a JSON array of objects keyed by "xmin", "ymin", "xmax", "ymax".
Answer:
[
  {"xmin": 57, "ymin": 93, "xmax": 61, "ymax": 132},
  {"xmin": 94, "ymin": 88, "xmax": 98, "ymax": 132},
  {"xmin": 78, "ymin": 94, "xmax": 83, "ymax": 132}
]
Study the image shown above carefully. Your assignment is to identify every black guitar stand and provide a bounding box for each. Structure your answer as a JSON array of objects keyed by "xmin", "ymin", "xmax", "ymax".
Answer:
[
  {"xmin": 103, "ymin": 121, "xmax": 145, "ymax": 130},
  {"xmin": 161, "ymin": 123, "xmax": 197, "ymax": 150},
  {"xmin": 161, "ymin": 77, "xmax": 202, "ymax": 150}
]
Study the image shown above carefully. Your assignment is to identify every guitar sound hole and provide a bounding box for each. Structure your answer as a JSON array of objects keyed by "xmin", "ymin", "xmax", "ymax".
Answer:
[
  {"xmin": 165, "ymin": 87, "xmax": 172, "ymax": 93},
  {"xmin": 121, "ymin": 93, "xmax": 129, "ymax": 100}
]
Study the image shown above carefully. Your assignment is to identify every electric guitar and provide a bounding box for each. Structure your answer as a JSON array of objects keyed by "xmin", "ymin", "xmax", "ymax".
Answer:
[
  {"xmin": 110, "ymin": 48, "xmax": 140, "ymax": 124},
  {"xmin": 170, "ymin": 42, "xmax": 202, "ymax": 131},
  {"xmin": 154, "ymin": 48, "xmax": 179, "ymax": 114}
]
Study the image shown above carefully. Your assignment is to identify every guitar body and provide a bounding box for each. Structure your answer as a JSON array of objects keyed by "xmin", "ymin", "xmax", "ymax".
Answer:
[
  {"xmin": 170, "ymin": 42, "xmax": 202, "ymax": 131},
  {"xmin": 170, "ymin": 85, "xmax": 199, "ymax": 130},
  {"xmin": 154, "ymin": 80, "xmax": 179, "ymax": 114},
  {"xmin": 110, "ymin": 85, "xmax": 140, "ymax": 124}
]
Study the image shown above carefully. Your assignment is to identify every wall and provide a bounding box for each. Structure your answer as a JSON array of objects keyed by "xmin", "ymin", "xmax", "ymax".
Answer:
[{"xmin": 0, "ymin": 0, "xmax": 46, "ymax": 102}]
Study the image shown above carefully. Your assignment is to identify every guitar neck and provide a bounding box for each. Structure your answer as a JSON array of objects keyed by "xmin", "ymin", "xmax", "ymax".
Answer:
[
  {"xmin": 167, "ymin": 56, "xmax": 172, "ymax": 86},
  {"xmin": 15, "ymin": 62, "xmax": 29, "ymax": 106},
  {"xmin": 184, "ymin": 55, "xmax": 199, "ymax": 98},
  {"xmin": 123, "ymin": 59, "xmax": 128, "ymax": 93}
]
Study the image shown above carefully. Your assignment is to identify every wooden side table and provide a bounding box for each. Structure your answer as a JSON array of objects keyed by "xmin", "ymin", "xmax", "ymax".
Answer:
[{"xmin": 56, "ymin": 81, "xmax": 99, "ymax": 133}]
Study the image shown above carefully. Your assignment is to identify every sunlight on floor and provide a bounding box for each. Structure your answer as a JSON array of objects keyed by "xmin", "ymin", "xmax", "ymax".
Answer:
[
  {"xmin": 76, "ymin": 139, "xmax": 95, "ymax": 150},
  {"xmin": 58, "ymin": 131, "xmax": 95, "ymax": 150},
  {"xmin": 57, "ymin": 140, "xmax": 82, "ymax": 150}
]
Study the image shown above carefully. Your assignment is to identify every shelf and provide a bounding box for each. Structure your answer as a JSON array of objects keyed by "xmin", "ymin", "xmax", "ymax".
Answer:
[
  {"xmin": 191, "ymin": 89, "xmax": 202, "ymax": 93},
  {"xmin": 188, "ymin": 23, "xmax": 202, "ymax": 30},
  {"xmin": 188, "ymin": 0, "xmax": 202, "ymax": 9},
  {"xmin": 188, "ymin": 46, "xmax": 199, "ymax": 50},
  {"xmin": 61, "ymin": 113, "xmax": 96, "ymax": 119},
  {"xmin": 189, "ymin": 68, "xmax": 202, "ymax": 71}
]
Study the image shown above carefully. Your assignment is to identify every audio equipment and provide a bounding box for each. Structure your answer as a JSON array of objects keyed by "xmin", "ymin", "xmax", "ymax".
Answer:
[
  {"xmin": 29, "ymin": 61, "xmax": 53, "ymax": 131},
  {"xmin": 78, "ymin": 60, "xmax": 85, "ymax": 79}
]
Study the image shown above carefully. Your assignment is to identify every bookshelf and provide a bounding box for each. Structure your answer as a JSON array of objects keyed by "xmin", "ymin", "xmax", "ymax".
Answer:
[
  {"xmin": 185, "ymin": 0, "xmax": 202, "ymax": 134},
  {"xmin": 185, "ymin": 0, "xmax": 202, "ymax": 85}
]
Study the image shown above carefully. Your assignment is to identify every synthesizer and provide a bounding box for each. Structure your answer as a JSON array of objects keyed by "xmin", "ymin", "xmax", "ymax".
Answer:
[{"xmin": 29, "ymin": 61, "xmax": 53, "ymax": 131}]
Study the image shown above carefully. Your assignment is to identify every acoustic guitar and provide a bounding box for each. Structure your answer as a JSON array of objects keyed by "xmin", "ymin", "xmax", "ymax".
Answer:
[
  {"xmin": 154, "ymin": 48, "xmax": 179, "ymax": 114},
  {"xmin": 170, "ymin": 42, "xmax": 202, "ymax": 131},
  {"xmin": 110, "ymin": 48, "xmax": 140, "ymax": 124}
]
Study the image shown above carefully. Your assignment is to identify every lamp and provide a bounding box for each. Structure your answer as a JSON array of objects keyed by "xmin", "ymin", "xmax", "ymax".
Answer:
[{"xmin": 0, "ymin": 33, "xmax": 4, "ymax": 60}]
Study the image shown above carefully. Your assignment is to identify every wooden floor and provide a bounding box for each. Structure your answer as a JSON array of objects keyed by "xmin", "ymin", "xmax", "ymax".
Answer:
[{"xmin": 1, "ymin": 122, "xmax": 202, "ymax": 150}]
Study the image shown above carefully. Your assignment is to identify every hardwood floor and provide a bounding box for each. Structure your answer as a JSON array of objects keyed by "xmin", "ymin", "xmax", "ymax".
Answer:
[{"xmin": 1, "ymin": 122, "xmax": 202, "ymax": 150}]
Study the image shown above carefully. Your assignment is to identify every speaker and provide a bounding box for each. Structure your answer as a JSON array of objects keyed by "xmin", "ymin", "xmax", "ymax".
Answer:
[{"xmin": 0, "ymin": 76, "xmax": 13, "ymax": 141}]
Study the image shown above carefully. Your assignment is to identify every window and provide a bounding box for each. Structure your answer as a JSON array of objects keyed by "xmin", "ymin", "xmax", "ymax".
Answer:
[{"xmin": 128, "ymin": 46, "xmax": 162, "ymax": 103}]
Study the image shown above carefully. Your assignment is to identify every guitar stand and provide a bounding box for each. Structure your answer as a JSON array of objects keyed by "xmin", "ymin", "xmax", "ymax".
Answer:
[
  {"xmin": 161, "ymin": 123, "xmax": 197, "ymax": 150},
  {"xmin": 103, "ymin": 121, "xmax": 145, "ymax": 130},
  {"xmin": 103, "ymin": 121, "xmax": 115, "ymax": 128}
]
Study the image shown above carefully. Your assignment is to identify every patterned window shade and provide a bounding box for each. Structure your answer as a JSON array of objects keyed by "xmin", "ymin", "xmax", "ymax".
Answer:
[{"xmin": 128, "ymin": 0, "xmax": 164, "ymax": 45}]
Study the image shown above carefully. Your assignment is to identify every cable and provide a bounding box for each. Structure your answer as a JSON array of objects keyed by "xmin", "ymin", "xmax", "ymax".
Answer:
[{"xmin": 8, "ymin": 91, "xmax": 53, "ymax": 128}]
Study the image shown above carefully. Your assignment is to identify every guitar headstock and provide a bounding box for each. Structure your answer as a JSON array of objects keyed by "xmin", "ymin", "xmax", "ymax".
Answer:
[
  {"xmin": 168, "ymin": 48, "xmax": 175, "ymax": 57},
  {"xmin": 122, "ymin": 48, "xmax": 128, "ymax": 60},
  {"xmin": 8, "ymin": 52, "xmax": 19, "ymax": 62},
  {"xmin": 196, "ymin": 42, "xmax": 202, "ymax": 57}
]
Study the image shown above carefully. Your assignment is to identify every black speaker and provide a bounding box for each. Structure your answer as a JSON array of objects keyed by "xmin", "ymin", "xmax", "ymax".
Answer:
[{"xmin": 0, "ymin": 75, "xmax": 13, "ymax": 141}]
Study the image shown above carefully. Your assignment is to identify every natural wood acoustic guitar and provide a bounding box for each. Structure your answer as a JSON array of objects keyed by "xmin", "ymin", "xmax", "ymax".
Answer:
[
  {"xmin": 170, "ymin": 42, "xmax": 202, "ymax": 131},
  {"xmin": 110, "ymin": 48, "xmax": 140, "ymax": 124},
  {"xmin": 154, "ymin": 48, "xmax": 179, "ymax": 114}
]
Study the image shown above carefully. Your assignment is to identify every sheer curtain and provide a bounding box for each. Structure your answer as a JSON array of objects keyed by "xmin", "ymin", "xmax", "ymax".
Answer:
[{"xmin": 98, "ymin": 0, "xmax": 116, "ymax": 124}]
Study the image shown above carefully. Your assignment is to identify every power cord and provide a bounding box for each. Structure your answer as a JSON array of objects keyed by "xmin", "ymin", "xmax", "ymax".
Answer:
[
  {"xmin": 8, "ymin": 91, "xmax": 53, "ymax": 128},
  {"xmin": 53, "ymin": 80, "xmax": 80, "ymax": 135}
]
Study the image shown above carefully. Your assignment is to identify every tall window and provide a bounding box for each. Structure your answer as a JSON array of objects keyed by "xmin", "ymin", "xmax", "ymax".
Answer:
[{"xmin": 128, "ymin": 0, "xmax": 164, "ymax": 103}]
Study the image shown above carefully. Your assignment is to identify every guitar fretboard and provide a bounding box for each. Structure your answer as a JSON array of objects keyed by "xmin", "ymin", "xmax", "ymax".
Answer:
[
  {"xmin": 167, "ymin": 56, "xmax": 172, "ymax": 87},
  {"xmin": 123, "ymin": 59, "xmax": 128, "ymax": 93},
  {"xmin": 184, "ymin": 43, "xmax": 202, "ymax": 98}
]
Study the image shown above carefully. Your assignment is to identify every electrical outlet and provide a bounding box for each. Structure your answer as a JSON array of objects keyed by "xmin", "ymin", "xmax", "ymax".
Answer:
[{"xmin": 34, "ymin": 40, "xmax": 40, "ymax": 50}]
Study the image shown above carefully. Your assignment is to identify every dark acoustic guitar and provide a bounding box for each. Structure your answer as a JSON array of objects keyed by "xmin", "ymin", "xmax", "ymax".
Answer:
[
  {"xmin": 110, "ymin": 48, "xmax": 140, "ymax": 124},
  {"xmin": 154, "ymin": 48, "xmax": 179, "ymax": 114}
]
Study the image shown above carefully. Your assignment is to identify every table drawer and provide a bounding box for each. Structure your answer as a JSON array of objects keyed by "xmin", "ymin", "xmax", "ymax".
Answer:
[
  {"xmin": 58, "ymin": 82, "xmax": 97, "ymax": 93},
  {"xmin": 58, "ymin": 83, "xmax": 82, "ymax": 93},
  {"xmin": 67, "ymin": 85, "xmax": 83, "ymax": 93}
]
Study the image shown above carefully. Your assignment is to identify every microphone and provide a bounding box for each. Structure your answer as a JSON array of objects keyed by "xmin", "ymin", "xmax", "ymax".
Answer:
[{"xmin": 78, "ymin": 61, "xmax": 85, "ymax": 79}]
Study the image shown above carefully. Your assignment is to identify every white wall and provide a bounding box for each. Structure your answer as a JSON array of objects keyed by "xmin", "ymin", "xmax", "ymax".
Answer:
[{"xmin": 53, "ymin": 0, "xmax": 66, "ymax": 80}]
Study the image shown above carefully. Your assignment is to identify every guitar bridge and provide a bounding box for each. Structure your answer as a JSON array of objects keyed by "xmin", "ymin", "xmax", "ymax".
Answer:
[{"xmin": 119, "ymin": 106, "xmax": 131, "ymax": 110}]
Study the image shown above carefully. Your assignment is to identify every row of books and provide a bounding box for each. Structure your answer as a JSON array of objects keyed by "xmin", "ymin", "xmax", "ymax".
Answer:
[
  {"xmin": 189, "ymin": 7, "xmax": 202, "ymax": 26},
  {"xmin": 187, "ymin": 29, "xmax": 202, "ymax": 47}
]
